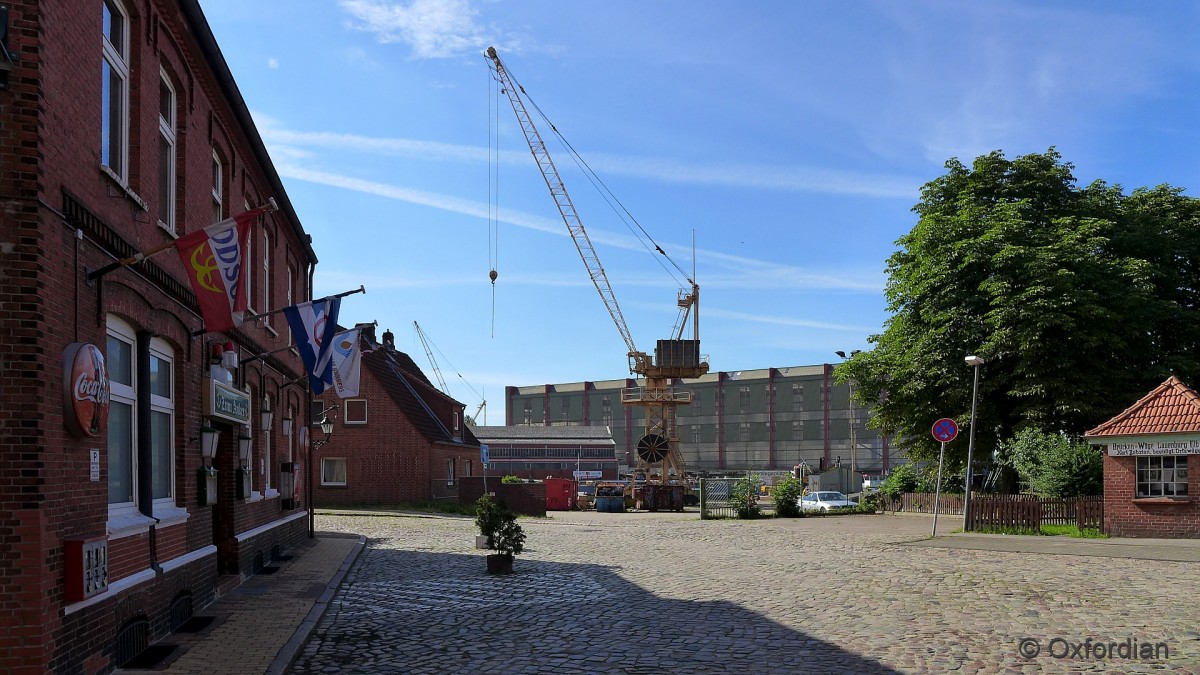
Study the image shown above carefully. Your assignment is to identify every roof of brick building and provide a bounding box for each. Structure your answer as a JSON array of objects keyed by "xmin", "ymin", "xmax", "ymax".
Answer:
[{"xmin": 1085, "ymin": 376, "xmax": 1200, "ymax": 438}]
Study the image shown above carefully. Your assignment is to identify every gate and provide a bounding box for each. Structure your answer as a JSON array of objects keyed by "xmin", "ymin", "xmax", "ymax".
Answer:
[{"xmin": 699, "ymin": 478, "xmax": 739, "ymax": 519}]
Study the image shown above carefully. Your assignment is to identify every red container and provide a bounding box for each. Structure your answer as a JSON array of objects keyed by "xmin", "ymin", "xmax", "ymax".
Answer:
[{"xmin": 545, "ymin": 478, "xmax": 576, "ymax": 511}]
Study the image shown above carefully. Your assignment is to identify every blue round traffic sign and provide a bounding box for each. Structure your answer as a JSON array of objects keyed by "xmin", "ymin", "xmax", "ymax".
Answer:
[{"xmin": 932, "ymin": 418, "xmax": 959, "ymax": 442}]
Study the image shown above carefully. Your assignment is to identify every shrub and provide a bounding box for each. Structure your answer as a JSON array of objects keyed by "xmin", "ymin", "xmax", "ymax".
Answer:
[
  {"xmin": 493, "ymin": 514, "xmax": 526, "ymax": 559},
  {"xmin": 500, "ymin": 475, "xmax": 524, "ymax": 484},
  {"xmin": 856, "ymin": 492, "xmax": 881, "ymax": 513},
  {"xmin": 1001, "ymin": 428, "xmax": 1103, "ymax": 497},
  {"xmin": 771, "ymin": 477, "xmax": 804, "ymax": 518},
  {"xmin": 879, "ymin": 464, "xmax": 919, "ymax": 498},
  {"xmin": 730, "ymin": 475, "xmax": 762, "ymax": 519},
  {"xmin": 474, "ymin": 494, "xmax": 505, "ymax": 548}
]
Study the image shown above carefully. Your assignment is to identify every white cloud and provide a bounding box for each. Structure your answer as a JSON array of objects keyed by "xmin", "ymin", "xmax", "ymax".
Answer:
[
  {"xmin": 339, "ymin": 0, "xmax": 486, "ymax": 58},
  {"xmin": 267, "ymin": 57, "xmax": 279, "ymax": 69}
]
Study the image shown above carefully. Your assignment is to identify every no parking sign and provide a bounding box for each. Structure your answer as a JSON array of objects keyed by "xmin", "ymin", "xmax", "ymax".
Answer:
[{"xmin": 932, "ymin": 418, "xmax": 959, "ymax": 443}]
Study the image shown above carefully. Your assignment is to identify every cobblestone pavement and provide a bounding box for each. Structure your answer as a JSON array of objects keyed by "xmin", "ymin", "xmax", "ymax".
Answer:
[{"xmin": 290, "ymin": 511, "xmax": 1200, "ymax": 674}]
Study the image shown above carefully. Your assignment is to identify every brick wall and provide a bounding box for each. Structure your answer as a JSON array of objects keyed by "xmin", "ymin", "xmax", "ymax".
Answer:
[
  {"xmin": 0, "ymin": 0, "xmax": 319, "ymax": 671},
  {"xmin": 458, "ymin": 478, "xmax": 548, "ymax": 517},
  {"xmin": 1103, "ymin": 455, "xmax": 1200, "ymax": 537}
]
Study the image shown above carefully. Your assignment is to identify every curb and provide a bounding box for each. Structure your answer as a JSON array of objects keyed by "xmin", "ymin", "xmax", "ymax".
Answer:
[{"xmin": 265, "ymin": 534, "xmax": 366, "ymax": 675}]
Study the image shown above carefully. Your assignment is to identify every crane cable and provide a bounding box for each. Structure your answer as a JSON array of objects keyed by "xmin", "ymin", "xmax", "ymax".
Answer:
[
  {"xmin": 496, "ymin": 62, "xmax": 695, "ymax": 291},
  {"xmin": 487, "ymin": 64, "xmax": 501, "ymax": 337}
]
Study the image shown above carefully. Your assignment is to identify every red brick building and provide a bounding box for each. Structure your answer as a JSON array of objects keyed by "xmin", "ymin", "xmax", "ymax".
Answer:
[
  {"xmin": 0, "ymin": 1, "xmax": 322, "ymax": 671},
  {"xmin": 312, "ymin": 328, "xmax": 482, "ymax": 506},
  {"xmin": 1086, "ymin": 376, "xmax": 1200, "ymax": 538}
]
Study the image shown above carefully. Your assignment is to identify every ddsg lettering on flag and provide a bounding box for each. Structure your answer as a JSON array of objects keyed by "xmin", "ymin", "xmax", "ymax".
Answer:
[{"xmin": 174, "ymin": 207, "xmax": 268, "ymax": 332}]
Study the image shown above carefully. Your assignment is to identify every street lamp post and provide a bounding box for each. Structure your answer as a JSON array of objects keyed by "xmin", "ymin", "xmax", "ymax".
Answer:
[
  {"xmin": 835, "ymin": 350, "xmax": 861, "ymax": 493},
  {"xmin": 963, "ymin": 355, "xmax": 985, "ymax": 530}
]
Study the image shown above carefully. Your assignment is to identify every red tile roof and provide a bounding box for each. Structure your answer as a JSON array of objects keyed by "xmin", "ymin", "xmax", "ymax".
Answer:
[{"xmin": 1085, "ymin": 376, "xmax": 1200, "ymax": 438}]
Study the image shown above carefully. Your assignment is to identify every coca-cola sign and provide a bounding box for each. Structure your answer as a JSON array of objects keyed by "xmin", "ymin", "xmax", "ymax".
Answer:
[{"xmin": 63, "ymin": 342, "xmax": 109, "ymax": 439}]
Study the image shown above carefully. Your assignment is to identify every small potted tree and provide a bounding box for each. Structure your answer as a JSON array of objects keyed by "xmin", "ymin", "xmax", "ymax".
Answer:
[
  {"xmin": 474, "ymin": 494, "xmax": 503, "ymax": 549},
  {"xmin": 487, "ymin": 510, "xmax": 525, "ymax": 574}
]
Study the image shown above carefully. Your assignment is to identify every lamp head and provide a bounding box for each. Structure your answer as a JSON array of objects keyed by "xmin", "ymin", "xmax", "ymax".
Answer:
[
  {"xmin": 965, "ymin": 355, "xmax": 986, "ymax": 367},
  {"xmin": 835, "ymin": 351, "xmax": 847, "ymax": 359}
]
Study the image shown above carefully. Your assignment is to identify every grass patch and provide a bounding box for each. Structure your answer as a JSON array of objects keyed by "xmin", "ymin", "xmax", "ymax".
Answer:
[{"xmin": 972, "ymin": 523, "xmax": 1108, "ymax": 538}]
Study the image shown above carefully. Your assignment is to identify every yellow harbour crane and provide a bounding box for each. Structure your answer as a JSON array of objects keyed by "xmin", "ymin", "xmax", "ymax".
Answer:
[{"xmin": 486, "ymin": 47, "xmax": 709, "ymax": 508}]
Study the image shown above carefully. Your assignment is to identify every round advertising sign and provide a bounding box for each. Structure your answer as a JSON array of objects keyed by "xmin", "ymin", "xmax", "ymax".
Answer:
[
  {"xmin": 932, "ymin": 418, "xmax": 959, "ymax": 443},
  {"xmin": 63, "ymin": 342, "xmax": 110, "ymax": 438}
]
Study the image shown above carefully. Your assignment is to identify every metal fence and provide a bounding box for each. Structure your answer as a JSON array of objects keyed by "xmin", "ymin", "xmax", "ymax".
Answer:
[
  {"xmin": 699, "ymin": 478, "xmax": 738, "ymax": 519},
  {"xmin": 884, "ymin": 492, "xmax": 964, "ymax": 515}
]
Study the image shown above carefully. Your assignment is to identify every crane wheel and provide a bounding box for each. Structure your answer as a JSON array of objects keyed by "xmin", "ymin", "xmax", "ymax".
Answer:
[{"xmin": 636, "ymin": 434, "xmax": 670, "ymax": 463}]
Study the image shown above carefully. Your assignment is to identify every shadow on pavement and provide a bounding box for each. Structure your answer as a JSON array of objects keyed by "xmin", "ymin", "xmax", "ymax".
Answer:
[{"xmin": 290, "ymin": 545, "xmax": 898, "ymax": 674}]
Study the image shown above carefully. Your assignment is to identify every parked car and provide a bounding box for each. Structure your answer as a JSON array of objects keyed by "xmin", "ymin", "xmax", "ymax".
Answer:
[{"xmin": 799, "ymin": 491, "xmax": 855, "ymax": 512}]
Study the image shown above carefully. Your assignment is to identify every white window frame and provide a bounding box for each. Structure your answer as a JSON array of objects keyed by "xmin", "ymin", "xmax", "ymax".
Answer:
[
  {"xmin": 286, "ymin": 265, "xmax": 297, "ymax": 347},
  {"xmin": 211, "ymin": 152, "xmax": 223, "ymax": 223},
  {"xmin": 148, "ymin": 338, "xmax": 176, "ymax": 512},
  {"xmin": 344, "ymin": 399, "xmax": 367, "ymax": 425},
  {"xmin": 107, "ymin": 317, "xmax": 137, "ymax": 519},
  {"xmin": 261, "ymin": 229, "xmax": 272, "ymax": 327},
  {"xmin": 157, "ymin": 68, "xmax": 177, "ymax": 235},
  {"xmin": 321, "ymin": 457, "xmax": 347, "ymax": 486},
  {"xmin": 447, "ymin": 459, "xmax": 456, "ymax": 487},
  {"xmin": 101, "ymin": 0, "xmax": 130, "ymax": 183}
]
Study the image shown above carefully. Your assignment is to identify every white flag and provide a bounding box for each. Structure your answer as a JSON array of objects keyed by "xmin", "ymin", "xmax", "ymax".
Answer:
[{"xmin": 330, "ymin": 328, "xmax": 362, "ymax": 398}]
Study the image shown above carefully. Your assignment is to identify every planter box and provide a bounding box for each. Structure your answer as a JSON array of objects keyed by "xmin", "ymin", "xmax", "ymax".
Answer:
[
  {"xmin": 475, "ymin": 535, "xmax": 491, "ymax": 550},
  {"xmin": 486, "ymin": 554, "xmax": 513, "ymax": 575}
]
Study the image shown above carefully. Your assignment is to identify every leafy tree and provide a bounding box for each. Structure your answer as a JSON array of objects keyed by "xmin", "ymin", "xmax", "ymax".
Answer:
[
  {"xmin": 878, "ymin": 464, "xmax": 919, "ymax": 498},
  {"xmin": 1001, "ymin": 428, "xmax": 1103, "ymax": 497},
  {"xmin": 842, "ymin": 149, "xmax": 1200, "ymax": 488},
  {"xmin": 730, "ymin": 475, "xmax": 762, "ymax": 519}
]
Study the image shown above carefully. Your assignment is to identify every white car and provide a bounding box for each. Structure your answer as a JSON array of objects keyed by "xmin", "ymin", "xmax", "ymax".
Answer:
[{"xmin": 799, "ymin": 491, "xmax": 856, "ymax": 512}]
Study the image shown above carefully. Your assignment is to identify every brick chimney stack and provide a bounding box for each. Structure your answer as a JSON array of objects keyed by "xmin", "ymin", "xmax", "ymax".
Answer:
[{"xmin": 382, "ymin": 329, "xmax": 395, "ymax": 350}]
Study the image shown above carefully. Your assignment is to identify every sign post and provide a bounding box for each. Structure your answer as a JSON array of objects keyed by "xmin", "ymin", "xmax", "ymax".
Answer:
[
  {"xmin": 931, "ymin": 418, "xmax": 959, "ymax": 537},
  {"xmin": 480, "ymin": 443, "xmax": 490, "ymax": 496}
]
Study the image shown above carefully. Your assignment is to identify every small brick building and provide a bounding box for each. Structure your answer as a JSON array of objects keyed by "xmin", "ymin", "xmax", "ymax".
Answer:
[
  {"xmin": 312, "ymin": 329, "xmax": 481, "ymax": 506},
  {"xmin": 0, "ymin": 1, "xmax": 323, "ymax": 671},
  {"xmin": 1086, "ymin": 376, "xmax": 1200, "ymax": 538}
]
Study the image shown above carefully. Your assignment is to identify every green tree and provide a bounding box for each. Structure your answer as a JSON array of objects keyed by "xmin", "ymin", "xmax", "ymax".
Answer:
[
  {"xmin": 771, "ymin": 477, "xmax": 804, "ymax": 518},
  {"xmin": 842, "ymin": 149, "xmax": 1199, "ymax": 486},
  {"xmin": 1001, "ymin": 428, "xmax": 1103, "ymax": 497}
]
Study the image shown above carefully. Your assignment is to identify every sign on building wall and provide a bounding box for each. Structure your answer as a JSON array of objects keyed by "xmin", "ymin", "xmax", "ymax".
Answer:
[
  {"xmin": 1105, "ymin": 439, "xmax": 1200, "ymax": 456},
  {"xmin": 203, "ymin": 377, "xmax": 251, "ymax": 425},
  {"xmin": 63, "ymin": 342, "xmax": 109, "ymax": 438}
]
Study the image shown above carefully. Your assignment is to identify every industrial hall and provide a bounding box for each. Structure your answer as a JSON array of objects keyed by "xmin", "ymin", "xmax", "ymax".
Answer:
[{"xmin": 0, "ymin": 1, "xmax": 329, "ymax": 671}]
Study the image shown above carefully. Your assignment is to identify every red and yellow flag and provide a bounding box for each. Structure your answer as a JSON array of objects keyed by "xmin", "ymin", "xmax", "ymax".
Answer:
[{"xmin": 175, "ymin": 208, "xmax": 265, "ymax": 332}]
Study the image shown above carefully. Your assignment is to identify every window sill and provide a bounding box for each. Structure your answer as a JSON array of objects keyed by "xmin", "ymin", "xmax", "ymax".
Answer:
[
  {"xmin": 1133, "ymin": 497, "xmax": 1191, "ymax": 505},
  {"xmin": 99, "ymin": 164, "xmax": 150, "ymax": 211},
  {"xmin": 320, "ymin": 483, "xmax": 347, "ymax": 488},
  {"xmin": 107, "ymin": 511, "xmax": 156, "ymax": 539},
  {"xmin": 157, "ymin": 220, "xmax": 179, "ymax": 239},
  {"xmin": 265, "ymin": 488, "xmax": 280, "ymax": 499},
  {"xmin": 154, "ymin": 505, "xmax": 190, "ymax": 528}
]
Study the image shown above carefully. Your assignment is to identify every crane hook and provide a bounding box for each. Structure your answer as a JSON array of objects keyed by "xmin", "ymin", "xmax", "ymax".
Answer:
[{"xmin": 489, "ymin": 269, "xmax": 498, "ymax": 284}]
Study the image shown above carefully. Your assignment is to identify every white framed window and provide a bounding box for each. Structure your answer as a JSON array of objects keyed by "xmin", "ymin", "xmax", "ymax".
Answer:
[
  {"xmin": 466, "ymin": 459, "xmax": 473, "ymax": 477},
  {"xmin": 261, "ymin": 394, "xmax": 274, "ymax": 496},
  {"xmin": 286, "ymin": 264, "xmax": 297, "ymax": 347},
  {"xmin": 101, "ymin": 0, "xmax": 130, "ymax": 182},
  {"xmin": 453, "ymin": 411, "xmax": 460, "ymax": 431},
  {"xmin": 157, "ymin": 69, "xmax": 177, "ymax": 235},
  {"xmin": 446, "ymin": 459, "xmax": 456, "ymax": 487},
  {"xmin": 738, "ymin": 422, "xmax": 751, "ymax": 442},
  {"xmin": 211, "ymin": 152, "xmax": 223, "ymax": 222},
  {"xmin": 344, "ymin": 399, "xmax": 367, "ymax": 425},
  {"xmin": 261, "ymin": 229, "xmax": 272, "ymax": 326},
  {"xmin": 244, "ymin": 201, "xmax": 254, "ymax": 314},
  {"xmin": 321, "ymin": 458, "xmax": 347, "ymax": 486},
  {"xmin": 1136, "ymin": 456, "xmax": 1189, "ymax": 498},
  {"xmin": 148, "ymin": 340, "xmax": 175, "ymax": 510},
  {"xmin": 107, "ymin": 318, "xmax": 136, "ymax": 513},
  {"xmin": 107, "ymin": 316, "xmax": 180, "ymax": 532}
]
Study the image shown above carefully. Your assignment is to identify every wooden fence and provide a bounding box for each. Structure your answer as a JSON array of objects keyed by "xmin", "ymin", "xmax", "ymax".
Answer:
[
  {"xmin": 885, "ymin": 492, "xmax": 964, "ymax": 515},
  {"xmin": 965, "ymin": 494, "xmax": 1103, "ymax": 532}
]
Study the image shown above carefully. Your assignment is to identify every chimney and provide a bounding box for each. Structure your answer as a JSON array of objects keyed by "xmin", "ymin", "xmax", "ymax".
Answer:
[
  {"xmin": 362, "ymin": 324, "xmax": 377, "ymax": 345},
  {"xmin": 382, "ymin": 329, "xmax": 395, "ymax": 350}
]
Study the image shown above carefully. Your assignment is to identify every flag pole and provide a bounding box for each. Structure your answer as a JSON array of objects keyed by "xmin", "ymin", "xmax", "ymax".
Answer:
[
  {"xmin": 190, "ymin": 286, "xmax": 366, "ymax": 337},
  {"xmin": 86, "ymin": 198, "xmax": 278, "ymax": 282}
]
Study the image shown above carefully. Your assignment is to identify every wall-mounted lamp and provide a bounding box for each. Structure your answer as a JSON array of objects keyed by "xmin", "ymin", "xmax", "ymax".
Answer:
[
  {"xmin": 282, "ymin": 414, "xmax": 293, "ymax": 438},
  {"xmin": 238, "ymin": 430, "xmax": 253, "ymax": 468},
  {"xmin": 260, "ymin": 396, "xmax": 273, "ymax": 432},
  {"xmin": 200, "ymin": 426, "xmax": 220, "ymax": 463},
  {"xmin": 313, "ymin": 415, "xmax": 335, "ymax": 450}
]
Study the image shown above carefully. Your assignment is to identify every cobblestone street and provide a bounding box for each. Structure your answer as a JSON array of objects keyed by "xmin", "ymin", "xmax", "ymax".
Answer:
[{"xmin": 291, "ymin": 511, "xmax": 1199, "ymax": 674}]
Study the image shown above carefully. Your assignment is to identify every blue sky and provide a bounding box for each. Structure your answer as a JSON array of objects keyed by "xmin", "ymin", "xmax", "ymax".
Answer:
[{"xmin": 199, "ymin": 0, "xmax": 1199, "ymax": 421}]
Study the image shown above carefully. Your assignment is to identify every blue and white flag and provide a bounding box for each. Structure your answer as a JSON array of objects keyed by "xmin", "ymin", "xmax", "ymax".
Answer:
[
  {"xmin": 330, "ymin": 328, "xmax": 363, "ymax": 399},
  {"xmin": 283, "ymin": 297, "xmax": 341, "ymax": 394}
]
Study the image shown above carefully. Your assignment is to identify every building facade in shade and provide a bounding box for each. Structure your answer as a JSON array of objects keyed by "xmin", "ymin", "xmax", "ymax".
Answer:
[
  {"xmin": 506, "ymin": 365, "xmax": 898, "ymax": 475},
  {"xmin": 0, "ymin": 1, "xmax": 320, "ymax": 671},
  {"xmin": 471, "ymin": 426, "xmax": 619, "ymax": 481}
]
